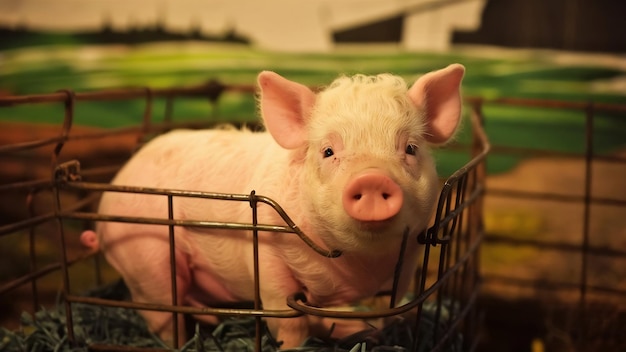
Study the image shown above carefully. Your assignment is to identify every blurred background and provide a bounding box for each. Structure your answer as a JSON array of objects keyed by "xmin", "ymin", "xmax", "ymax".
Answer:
[{"xmin": 1, "ymin": 0, "xmax": 625, "ymax": 351}]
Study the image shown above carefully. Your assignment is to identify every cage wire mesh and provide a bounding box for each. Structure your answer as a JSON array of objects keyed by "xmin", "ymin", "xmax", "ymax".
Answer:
[
  {"xmin": 466, "ymin": 97, "xmax": 626, "ymax": 352},
  {"xmin": 0, "ymin": 80, "xmax": 488, "ymax": 351}
]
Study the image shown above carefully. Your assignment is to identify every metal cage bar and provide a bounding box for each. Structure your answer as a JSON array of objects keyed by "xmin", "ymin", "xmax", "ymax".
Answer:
[{"xmin": 467, "ymin": 96, "xmax": 626, "ymax": 351}]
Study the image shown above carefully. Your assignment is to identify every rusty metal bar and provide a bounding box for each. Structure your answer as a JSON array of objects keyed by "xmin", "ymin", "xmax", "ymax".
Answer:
[
  {"xmin": 53, "ymin": 169, "xmax": 76, "ymax": 346},
  {"xmin": 63, "ymin": 211, "xmax": 296, "ymax": 233},
  {"xmin": 0, "ymin": 193, "xmax": 98, "ymax": 236},
  {"xmin": 465, "ymin": 96, "xmax": 626, "ymax": 113},
  {"xmin": 163, "ymin": 95, "xmax": 174, "ymax": 124},
  {"xmin": 167, "ymin": 194, "xmax": 179, "ymax": 349},
  {"xmin": 67, "ymin": 294, "xmax": 302, "ymax": 318},
  {"xmin": 0, "ymin": 252, "xmax": 96, "ymax": 296},
  {"xmin": 444, "ymin": 141, "xmax": 626, "ymax": 164},
  {"xmin": 447, "ymin": 176, "xmax": 467, "ymax": 331},
  {"xmin": 432, "ymin": 240, "xmax": 448, "ymax": 345},
  {"xmin": 422, "ymin": 183, "xmax": 484, "ymax": 245},
  {"xmin": 413, "ymin": 234, "xmax": 432, "ymax": 349},
  {"xmin": 0, "ymin": 118, "xmax": 255, "ymax": 155},
  {"xmin": 249, "ymin": 190, "xmax": 263, "ymax": 352},
  {"xmin": 0, "ymin": 210, "xmax": 53, "ymax": 237},
  {"xmin": 482, "ymin": 275, "xmax": 626, "ymax": 297},
  {"xmin": 484, "ymin": 235, "xmax": 626, "ymax": 258},
  {"xmin": 87, "ymin": 344, "xmax": 170, "ymax": 352},
  {"xmin": 0, "ymin": 83, "xmax": 255, "ymax": 107},
  {"xmin": 578, "ymin": 102, "xmax": 595, "ymax": 351},
  {"xmin": 389, "ymin": 228, "xmax": 410, "ymax": 309},
  {"xmin": 26, "ymin": 191, "xmax": 39, "ymax": 315},
  {"xmin": 50, "ymin": 89, "xmax": 77, "ymax": 346},
  {"xmin": 429, "ymin": 282, "xmax": 481, "ymax": 352},
  {"xmin": 51, "ymin": 90, "xmax": 74, "ymax": 165},
  {"xmin": 0, "ymin": 178, "xmax": 53, "ymax": 192},
  {"xmin": 56, "ymin": 176, "xmax": 341, "ymax": 258},
  {"xmin": 482, "ymin": 145, "xmax": 626, "ymax": 163},
  {"xmin": 287, "ymin": 231, "xmax": 484, "ymax": 319},
  {"xmin": 0, "ymin": 135, "xmax": 65, "ymax": 154},
  {"xmin": 487, "ymin": 188, "xmax": 626, "ymax": 206},
  {"xmin": 136, "ymin": 87, "xmax": 154, "ymax": 146}
]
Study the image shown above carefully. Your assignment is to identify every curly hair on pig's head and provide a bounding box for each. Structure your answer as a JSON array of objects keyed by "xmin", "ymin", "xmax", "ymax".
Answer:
[
  {"xmin": 308, "ymin": 73, "xmax": 427, "ymax": 148},
  {"xmin": 323, "ymin": 73, "xmax": 411, "ymax": 105}
]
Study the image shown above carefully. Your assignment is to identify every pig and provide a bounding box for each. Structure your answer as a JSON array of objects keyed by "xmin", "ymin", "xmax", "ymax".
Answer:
[{"xmin": 81, "ymin": 64, "xmax": 465, "ymax": 348}]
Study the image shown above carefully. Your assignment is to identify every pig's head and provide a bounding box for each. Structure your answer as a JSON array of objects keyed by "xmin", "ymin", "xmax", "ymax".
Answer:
[{"xmin": 258, "ymin": 64, "xmax": 464, "ymax": 253}]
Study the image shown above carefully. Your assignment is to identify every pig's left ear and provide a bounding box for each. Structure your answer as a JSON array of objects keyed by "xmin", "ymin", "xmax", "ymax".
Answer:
[
  {"xmin": 258, "ymin": 71, "xmax": 316, "ymax": 149},
  {"xmin": 407, "ymin": 64, "xmax": 465, "ymax": 144}
]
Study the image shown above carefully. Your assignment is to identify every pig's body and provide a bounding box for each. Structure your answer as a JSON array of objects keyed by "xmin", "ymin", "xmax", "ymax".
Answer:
[
  {"xmin": 99, "ymin": 130, "xmax": 406, "ymax": 306},
  {"xmin": 88, "ymin": 65, "xmax": 465, "ymax": 348}
]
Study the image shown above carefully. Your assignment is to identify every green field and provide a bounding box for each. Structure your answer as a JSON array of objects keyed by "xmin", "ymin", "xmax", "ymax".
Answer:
[{"xmin": 1, "ymin": 42, "xmax": 625, "ymax": 175}]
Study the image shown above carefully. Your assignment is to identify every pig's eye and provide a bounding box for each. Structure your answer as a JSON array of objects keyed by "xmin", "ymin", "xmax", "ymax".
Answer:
[
  {"xmin": 405, "ymin": 144, "xmax": 418, "ymax": 155},
  {"xmin": 323, "ymin": 147, "xmax": 334, "ymax": 158}
]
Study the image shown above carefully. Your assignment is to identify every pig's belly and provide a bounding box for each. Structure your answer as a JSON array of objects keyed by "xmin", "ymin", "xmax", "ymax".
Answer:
[{"xmin": 186, "ymin": 268, "xmax": 248, "ymax": 306}]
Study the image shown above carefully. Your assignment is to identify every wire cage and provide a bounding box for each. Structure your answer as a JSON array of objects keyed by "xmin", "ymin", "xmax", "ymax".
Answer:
[
  {"xmin": 466, "ymin": 97, "xmax": 626, "ymax": 352},
  {"xmin": 0, "ymin": 80, "xmax": 489, "ymax": 351}
]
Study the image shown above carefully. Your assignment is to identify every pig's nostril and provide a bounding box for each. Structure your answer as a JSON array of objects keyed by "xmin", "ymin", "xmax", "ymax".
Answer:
[{"xmin": 353, "ymin": 192, "xmax": 392, "ymax": 201}]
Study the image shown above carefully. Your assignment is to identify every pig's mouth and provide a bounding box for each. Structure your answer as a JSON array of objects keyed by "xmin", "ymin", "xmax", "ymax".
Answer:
[{"xmin": 356, "ymin": 218, "xmax": 397, "ymax": 231}]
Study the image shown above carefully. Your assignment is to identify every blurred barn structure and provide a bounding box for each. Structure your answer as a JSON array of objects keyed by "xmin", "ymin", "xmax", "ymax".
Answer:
[
  {"xmin": 0, "ymin": 0, "xmax": 486, "ymax": 51},
  {"xmin": 1, "ymin": 0, "xmax": 623, "ymax": 52}
]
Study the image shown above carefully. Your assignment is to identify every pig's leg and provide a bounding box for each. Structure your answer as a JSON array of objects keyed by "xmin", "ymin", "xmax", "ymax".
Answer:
[
  {"xmin": 309, "ymin": 315, "xmax": 381, "ymax": 340},
  {"xmin": 266, "ymin": 313, "xmax": 309, "ymax": 348},
  {"xmin": 258, "ymin": 259, "xmax": 310, "ymax": 348},
  {"xmin": 104, "ymin": 232, "xmax": 192, "ymax": 347}
]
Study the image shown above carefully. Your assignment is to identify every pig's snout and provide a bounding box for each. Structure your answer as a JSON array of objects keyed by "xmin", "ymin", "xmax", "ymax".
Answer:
[{"xmin": 342, "ymin": 171, "xmax": 403, "ymax": 222}]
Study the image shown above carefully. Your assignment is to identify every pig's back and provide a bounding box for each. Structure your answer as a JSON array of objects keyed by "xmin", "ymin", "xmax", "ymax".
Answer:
[
  {"xmin": 112, "ymin": 129, "xmax": 280, "ymax": 190},
  {"xmin": 98, "ymin": 128, "xmax": 290, "ymax": 229}
]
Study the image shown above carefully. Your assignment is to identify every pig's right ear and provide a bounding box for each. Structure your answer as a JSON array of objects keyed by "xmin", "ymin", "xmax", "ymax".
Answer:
[
  {"xmin": 407, "ymin": 64, "xmax": 465, "ymax": 144},
  {"xmin": 258, "ymin": 71, "xmax": 316, "ymax": 149}
]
